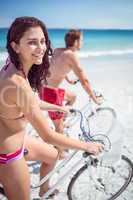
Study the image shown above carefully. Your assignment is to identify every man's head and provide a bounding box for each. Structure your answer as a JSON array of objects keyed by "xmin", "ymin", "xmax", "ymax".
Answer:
[{"xmin": 65, "ymin": 29, "xmax": 83, "ymax": 50}]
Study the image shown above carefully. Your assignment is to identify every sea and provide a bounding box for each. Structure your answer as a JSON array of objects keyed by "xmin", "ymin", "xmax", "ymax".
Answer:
[{"xmin": 0, "ymin": 28, "xmax": 133, "ymax": 66}]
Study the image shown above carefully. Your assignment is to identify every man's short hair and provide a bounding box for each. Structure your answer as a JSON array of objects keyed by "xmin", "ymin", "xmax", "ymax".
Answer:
[{"xmin": 65, "ymin": 29, "xmax": 82, "ymax": 48}]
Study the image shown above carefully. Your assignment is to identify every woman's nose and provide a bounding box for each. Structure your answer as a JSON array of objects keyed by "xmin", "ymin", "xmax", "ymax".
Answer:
[
  {"xmin": 37, "ymin": 42, "xmax": 43, "ymax": 49},
  {"xmin": 36, "ymin": 43, "xmax": 46, "ymax": 52}
]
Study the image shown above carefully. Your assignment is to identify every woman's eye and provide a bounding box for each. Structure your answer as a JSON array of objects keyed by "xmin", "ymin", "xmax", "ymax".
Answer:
[
  {"xmin": 28, "ymin": 41, "xmax": 36, "ymax": 45},
  {"xmin": 28, "ymin": 39, "xmax": 46, "ymax": 47},
  {"xmin": 41, "ymin": 39, "xmax": 46, "ymax": 45}
]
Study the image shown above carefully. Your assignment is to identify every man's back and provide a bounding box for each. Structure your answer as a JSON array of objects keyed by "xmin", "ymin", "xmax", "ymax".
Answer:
[
  {"xmin": 47, "ymin": 48, "xmax": 73, "ymax": 87},
  {"xmin": 40, "ymin": 29, "xmax": 101, "ymax": 135}
]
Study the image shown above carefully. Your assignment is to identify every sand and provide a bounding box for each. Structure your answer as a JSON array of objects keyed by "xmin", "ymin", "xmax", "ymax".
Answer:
[{"xmin": 0, "ymin": 55, "xmax": 133, "ymax": 199}]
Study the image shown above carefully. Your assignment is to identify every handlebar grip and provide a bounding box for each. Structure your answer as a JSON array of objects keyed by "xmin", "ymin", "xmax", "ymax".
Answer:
[
  {"xmin": 83, "ymin": 152, "xmax": 99, "ymax": 163},
  {"xmin": 69, "ymin": 108, "xmax": 76, "ymax": 113},
  {"xmin": 83, "ymin": 152, "xmax": 93, "ymax": 157}
]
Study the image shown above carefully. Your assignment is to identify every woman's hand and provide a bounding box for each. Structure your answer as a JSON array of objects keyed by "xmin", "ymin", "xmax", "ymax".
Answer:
[
  {"xmin": 85, "ymin": 142, "xmax": 104, "ymax": 156},
  {"xmin": 60, "ymin": 105, "xmax": 72, "ymax": 115}
]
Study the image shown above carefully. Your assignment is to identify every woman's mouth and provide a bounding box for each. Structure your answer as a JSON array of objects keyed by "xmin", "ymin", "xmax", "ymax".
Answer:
[{"xmin": 32, "ymin": 53, "xmax": 44, "ymax": 59}]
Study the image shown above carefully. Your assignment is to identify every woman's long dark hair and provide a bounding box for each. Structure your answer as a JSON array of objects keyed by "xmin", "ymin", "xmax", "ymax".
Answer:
[{"xmin": 6, "ymin": 16, "xmax": 52, "ymax": 92}]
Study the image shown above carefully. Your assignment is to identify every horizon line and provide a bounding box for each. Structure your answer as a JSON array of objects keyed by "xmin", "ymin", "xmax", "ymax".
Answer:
[{"xmin": 0, "ymin": 27, "xmax": 133, "ymax": 31}]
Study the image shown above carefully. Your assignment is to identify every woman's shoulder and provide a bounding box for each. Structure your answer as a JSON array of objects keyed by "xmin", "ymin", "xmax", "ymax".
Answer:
[
  {"xmin": 5, "ymin": 73, "xmax": 26, "ymax": 86},
  {"xmin": 0, "ymin": 73, "xmax": 28, "ymax": 96},
  {"xmin": 0, "ymin": 62, "xmax": 25, "ymax": 87},
  {"xmin": 11, "ymin": 73, "xmax": 26, "ymax": 85}
]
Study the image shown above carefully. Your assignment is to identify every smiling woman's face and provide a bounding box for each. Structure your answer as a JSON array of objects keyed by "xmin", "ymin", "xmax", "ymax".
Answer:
[{"xmin": 11, "ymin": 26, "xmax": 47, "ymax": 67}]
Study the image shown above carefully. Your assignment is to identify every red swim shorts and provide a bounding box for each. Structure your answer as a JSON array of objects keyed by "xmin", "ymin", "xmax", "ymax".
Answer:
[{"xmin": 39, "ymin": 87, "xmax": 65, "ymax": 120}]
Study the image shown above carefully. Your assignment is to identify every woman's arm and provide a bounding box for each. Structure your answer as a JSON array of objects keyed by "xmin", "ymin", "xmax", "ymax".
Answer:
[
  {"xmin": 16, "ymin": 77, "xmax": 102, "ymax": 155},
  {"xmin": 34, "ymin": 92, "xmax": 69, "ymax": 113},
  {"xmin": 39, "ymin": 99, "xmax": 69, "ymax": 113}
]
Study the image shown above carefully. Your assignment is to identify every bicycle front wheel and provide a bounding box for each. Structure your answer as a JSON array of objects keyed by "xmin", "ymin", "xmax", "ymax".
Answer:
[
  {"xmin": 67, "ymin": 155, "xmax": 133, "ymax": 200},
  {"xmin": 86, "ymin": 107, "xmax": 116, "ymax": 136}
]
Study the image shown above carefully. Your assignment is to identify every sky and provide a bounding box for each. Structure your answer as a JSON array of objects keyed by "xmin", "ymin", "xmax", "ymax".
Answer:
[{"xmin": 0, "ymin": 0, "xmax": 133, "ymax": 29}]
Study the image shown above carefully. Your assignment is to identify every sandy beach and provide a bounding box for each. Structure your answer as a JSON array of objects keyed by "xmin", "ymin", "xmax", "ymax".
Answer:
[
  {"xmin": 31, "ymin": 54, "xmax": 133, "ymax": 200},
  {"xmin": 1, "ymin": 54, "xmax": 133, "ymax": 200},
  {"xmin": 31, "ymin": 55, "xmax": 133, "ymax": 199}
]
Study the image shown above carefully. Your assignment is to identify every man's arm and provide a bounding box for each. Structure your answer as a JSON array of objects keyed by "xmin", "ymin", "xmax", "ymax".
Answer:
[{"xmin": 69, "ymin": 53, "xmax": 100, "ymax": 104}]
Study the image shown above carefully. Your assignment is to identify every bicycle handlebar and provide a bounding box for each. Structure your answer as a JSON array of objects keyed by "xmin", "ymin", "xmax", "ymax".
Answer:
[
  {"xmin": 69, "ymin": 108, "xmax": 111, "ymax": 152},
  {"xmin": 69, "ymin": 108, "xmax": 77, "ymax": 113}
]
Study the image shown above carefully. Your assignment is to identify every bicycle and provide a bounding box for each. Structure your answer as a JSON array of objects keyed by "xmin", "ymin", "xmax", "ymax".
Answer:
[
  {"xmin": 30, "ymin": 104, "xmax": 132, "ymax": 200},
  {"xmin": 0, "ymin": 101, "xmax": 133, "ymax": 200},
  {"xmin": 64, "ymin": 91, "xmax": 116, "ymax": 137},
  {"xmin": 66, "ymin": 110, "xmax": 133, "ymax": 200}
]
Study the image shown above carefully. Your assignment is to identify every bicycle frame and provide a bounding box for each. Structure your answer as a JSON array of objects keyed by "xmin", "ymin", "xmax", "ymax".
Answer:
[
  {"xmin": 33, "ymin": 150, "xmax": 89, "ymax": 199},
  {"xmin": 31, "ymin": 106, "xmax": 111, "ymax": 199},
  {"xmin": 64, "ymin": 94, "xmax": 106, "ymax": 132}
]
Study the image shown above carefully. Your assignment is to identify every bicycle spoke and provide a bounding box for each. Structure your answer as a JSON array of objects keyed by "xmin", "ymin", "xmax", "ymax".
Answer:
[{"xmin": 67, "ymin": 156, "xmax": 133, "ymax": 200}]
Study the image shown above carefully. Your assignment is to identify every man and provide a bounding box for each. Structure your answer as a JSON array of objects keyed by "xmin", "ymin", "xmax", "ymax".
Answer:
[{"xmin": 40, "ymin": 29, "xmax": 101, "ymax": 134}]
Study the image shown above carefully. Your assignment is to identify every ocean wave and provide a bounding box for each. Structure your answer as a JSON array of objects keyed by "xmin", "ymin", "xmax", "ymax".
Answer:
[
  {"xmin": 77, "ymin": 49, "xmax": 133, "ymax": 58},
  {"xmin": 0, "ymin": 52, "xmax": 8, "ymax": 62},
  {"xmin": 1, "ymin": 49, "xmax": 133, "ymax": 63}
]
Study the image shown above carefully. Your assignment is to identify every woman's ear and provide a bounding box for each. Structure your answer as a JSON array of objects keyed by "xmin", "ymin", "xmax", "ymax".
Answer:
[{"xmin": 10, "ymin": 41, "xmax": 20, "ymax": 53}]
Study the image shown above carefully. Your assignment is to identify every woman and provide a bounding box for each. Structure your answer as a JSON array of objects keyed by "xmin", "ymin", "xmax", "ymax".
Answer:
[{"xmin": 0, "ymin": 17, "xmax": 102, "ymax": 200}]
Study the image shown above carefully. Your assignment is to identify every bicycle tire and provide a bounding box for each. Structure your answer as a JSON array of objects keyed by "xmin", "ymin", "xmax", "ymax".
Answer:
[
  {"xmin": 67, "ymin": 155, "xmax": 133, "ymax": 200},
  {"xmin": 85, "ymin": 107, "xmax": 116, "ymax": 136}
]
